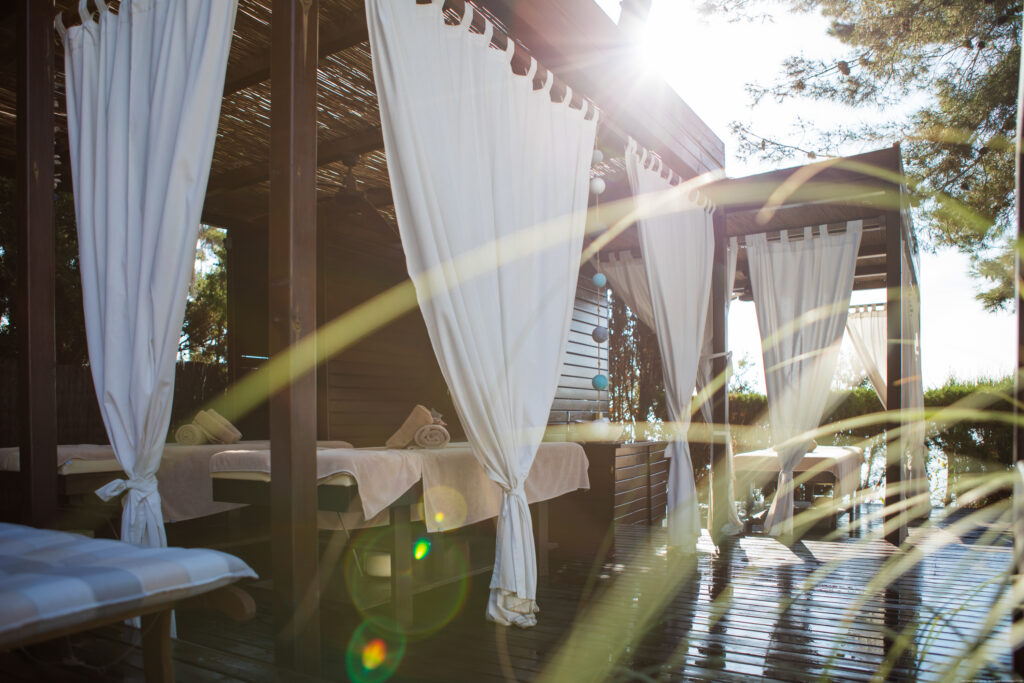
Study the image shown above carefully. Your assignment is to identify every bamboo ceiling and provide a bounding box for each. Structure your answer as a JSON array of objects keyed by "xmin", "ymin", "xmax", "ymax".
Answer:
[{"xmin": 0, "ymin": 0, "xmax": 626, "ymax": 243}]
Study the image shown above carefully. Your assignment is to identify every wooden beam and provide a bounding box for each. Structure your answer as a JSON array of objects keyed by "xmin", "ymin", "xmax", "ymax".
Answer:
[
  {"xmin": 16, "ymin": 0, "xmax": 57, "ymax": 528},
  {"xmin": 707, "ymin": 209, "xmax": 730, "ymax": 545},
  {"xmin": 206, "ymin": 127, "xmax": 384, "ymax": 195},
  {"xmin": 269, "ymin": 0, "xmax": 320, "ymax": 673},
  {"xmin": 223, "ymin": 8, "xmax": 368, "ymax": 96},
  {"xmin": 884, "ymin": 209, "xmax": 905, "ymax": 547}
]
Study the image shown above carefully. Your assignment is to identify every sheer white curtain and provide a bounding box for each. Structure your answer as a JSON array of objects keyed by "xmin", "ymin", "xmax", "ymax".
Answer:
[
  {"xmin": 846, "ymin": 306, "xmax": 888, "ymax": 408},
  {"xmin": 367, "ymin": 0, "xmax": 596, "ymax": 626},
  {"xmin": 602, "ymin": 251, "xmax": 655, "ymax": 328},
  {"xmin": 748, "ymin": 223, "xmax": 862, "ymax": 537},
  {"xmin": 625, "ymin": 139, "xmax": 714, "ymax": 550},
  {"xmin": 61, "ymin": 0, "xmax": 236, "ymax": 547}
]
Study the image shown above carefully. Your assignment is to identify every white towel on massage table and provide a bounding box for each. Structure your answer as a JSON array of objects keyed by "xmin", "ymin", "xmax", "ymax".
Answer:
[
  {"xmin": 210, "ymin": 442, "xmax": 590, "ymax": 533},
  {"xmin": 733, "ymin": 445, "xmax": 862, "ymax": 500},
  {"xmin": 210, "ymin": 447, "xmax": 422, "ymax": 522},
  {"xmin": 0, "ymin": 440, "xmax": 353, "ymax": 524},
  {"xmin": 418, "ymin": 442, "xmax": 590, "ymax": 532}
]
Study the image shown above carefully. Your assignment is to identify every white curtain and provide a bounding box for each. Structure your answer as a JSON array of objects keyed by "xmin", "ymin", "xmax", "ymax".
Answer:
[
  {"xmin": 603, "ymin": 251, "xmax": 655, "ymax": 328},
  {"xmin": 846, "ymin": 306, "xmax": 887, "ymax": 408},
  {"xmin": 367, "ymin": 0, "xmax": 596, "ymax": 626},
  {"xmin": 61, "ymin": 0, "xmax": 236, "ymax": 547},
  {"xmin": 698, "ymin": 237, "xmax": 743, "ymax": 536},
  {"xmin": 748, "ymin": 223, "xmax": 862, "ymax": 537},
  {"xmin": 625, "ymin": 139, "xmax": 714, "ymax": 550}
]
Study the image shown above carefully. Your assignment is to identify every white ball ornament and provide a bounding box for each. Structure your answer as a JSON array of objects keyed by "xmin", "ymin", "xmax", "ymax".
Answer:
[
  {"xmin": 590, "ymin": 177, "xmax": 606, "ymax": 196},
  {"xmin": 591, "ymin": 325, "xmax": 609, "ymax": 343},
  {"xmin": 592, "ymin": 149, "xmax": 604, "ymax": 165}
]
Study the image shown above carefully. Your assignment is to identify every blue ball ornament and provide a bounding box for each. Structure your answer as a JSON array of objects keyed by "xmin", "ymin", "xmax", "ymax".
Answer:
[
  {"xmin": 591, "ymin": 325, "xmax": 609, "ymax": 343},
  {"xmin": 592, "ymin": 272, "xmax": 607, "ymax": 288},
  {"xmin": 592, "ymin": 374, "xmax": 609, "ymax": 391}
]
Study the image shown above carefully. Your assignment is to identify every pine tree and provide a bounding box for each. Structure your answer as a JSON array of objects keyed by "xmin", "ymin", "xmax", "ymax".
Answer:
[{"xmin": 704, "ymin": 0, "xmax": 1021, "ymax": 309}]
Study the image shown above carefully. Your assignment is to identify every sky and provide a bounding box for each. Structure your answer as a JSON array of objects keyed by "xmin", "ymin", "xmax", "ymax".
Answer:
[{"xmin": 595, "ymin": 0, "xmax": 1016, "ymax": 391}]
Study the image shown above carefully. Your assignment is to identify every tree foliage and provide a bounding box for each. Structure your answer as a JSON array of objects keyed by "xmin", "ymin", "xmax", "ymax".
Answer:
[
  {"xmin": 179, "ymin": 226, "xmax": 228, "ymax": 364},
  {"xmin": 703, "ymin": 0, "xmax": 1021, "ymax": 309},
  {"xmin": 0, "ymin": 177, "xmax": 228, "ymax": 366},
  {"xmin": 0, "ymin": 178, "xmax": 88, "ymax": 364}
]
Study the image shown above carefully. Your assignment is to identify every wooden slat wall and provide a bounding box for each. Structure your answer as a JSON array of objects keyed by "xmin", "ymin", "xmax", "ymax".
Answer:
[{"xmin": 549, "ymin": 271, "xmax": 610, "ymax": 427}]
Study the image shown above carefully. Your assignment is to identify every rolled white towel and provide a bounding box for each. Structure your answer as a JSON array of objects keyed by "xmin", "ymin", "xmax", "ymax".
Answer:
[
  {"xmin": 386, "ymin": 404, "xmax": 435, "ymax": 449},
  {"xmin": 194, "ymin": 410, "xmax": 233, "ymax": 444},
  {"xmin": 175, "ymin": 423, "xmax": 207, "ymax": 446},
  {"xmin": 414, "ymin": 424, "xmax": 450, "ymax": 449},
  {"xmin": 205, "ymin": 408, "xmax": 242, "ymax": 444}
]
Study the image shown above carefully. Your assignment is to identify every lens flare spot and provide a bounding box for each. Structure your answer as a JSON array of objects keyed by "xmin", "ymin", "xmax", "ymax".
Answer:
[
  {"xmin": 346, "ymin": 621, "xmax": 405, "ymax": 682},
  {"xmin": 424, "ymin": 486, "xmax": 468, "ymax": 530},
  {"xmin": 413, "ymin": 537, "xmax": 431, "ymax": 560},
  {"xmin": 362, "ymin": 638, "xmax": 387, "ymax": 670}
]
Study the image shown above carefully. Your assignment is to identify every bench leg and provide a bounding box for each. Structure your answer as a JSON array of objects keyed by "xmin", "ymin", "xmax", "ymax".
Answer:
[
  {"xmin": 390, "ymin": 505, "xmax": 413, "ymax": 630},
  {"xmin": 141, "ymin": 609, "xmax": 173, "ymax": 683}
]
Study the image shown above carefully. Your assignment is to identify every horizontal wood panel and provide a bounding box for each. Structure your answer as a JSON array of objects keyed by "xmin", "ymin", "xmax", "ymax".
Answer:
[
  {"xmin": 613, "ymin": 452, "xmax": 647, "ymax": 469},
  {"xmin": 614, "ymin": 462, "xmax": 647, "ymax": 482},
  {"xmin": 614, "ymin": 486, "xmax": 648, "ymax": 507},
  {"xmin": 614, "ymin": 507, "xmax": 649, "ymax": 526},
  {"xmin": 613, "ymin": 496, "xmax": 649, "ymax": 520},
  {"xmin": 615, "ymin": 474, "xmax": 648, "ymax": 494}
]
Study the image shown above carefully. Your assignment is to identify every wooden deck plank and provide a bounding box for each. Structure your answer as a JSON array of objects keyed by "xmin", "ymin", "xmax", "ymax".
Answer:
[{"xmin": 0, "ymin": 505, "xmax": 1015, "ymax": 682}]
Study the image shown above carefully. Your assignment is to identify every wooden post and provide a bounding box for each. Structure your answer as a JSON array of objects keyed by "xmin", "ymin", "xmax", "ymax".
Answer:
[
  {"xmin": 1012, "ymin": 44, "xmax": 1024, "ymax": 678},
  {"xmin": 884, "ymin": 208, "xmax": 905, "ymax": 547},
  {"xmin": 141, "ymin": 610, "xmax": 174, "ymax": 683},
  {"xmin": 16, "ymin": 0, "xmax": 57, "ymax": 528},
  {"xmin": 269, "ymin": 0, "xmax": 320, "ymax": 672},
  {"xmin": 390, "ymin": 505, "xmax": 414, "ymax": 630},
  {"xmin": 708, "ymin": 210, "xmax": 730, "ymax": 544}
]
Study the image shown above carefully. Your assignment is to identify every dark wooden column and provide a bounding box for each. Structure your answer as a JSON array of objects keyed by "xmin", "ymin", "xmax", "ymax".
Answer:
[
  {"xmin": 269, "ymin": 0, "xmax": 320, "ymax": 672},
  {"xmin": 1012, "ymin": 49, "xmax": 1024, "ymax": 678},
  {"xmin": 16, "ymin": 0, "xmax": 57, "ymax": 527},
  {"xmin": 708, "ymin": 209, "xmax": 730, "ymax": 543},
  {"xmin": 884, "ymin": 209, "xmax": 905, "ymax": 547}
]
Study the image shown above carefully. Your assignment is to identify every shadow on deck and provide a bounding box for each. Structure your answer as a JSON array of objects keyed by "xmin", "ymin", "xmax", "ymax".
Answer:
[{"xmin": 1, "ymin": 503, "xmax": 1017, "ymax": 682}]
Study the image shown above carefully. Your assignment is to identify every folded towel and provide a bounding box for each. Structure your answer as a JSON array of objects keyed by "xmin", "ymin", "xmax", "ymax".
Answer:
[
  {"xmin": 174, "ymin": 424, "xmax": 207, "ymax": 446},
  {"xmin": 386, "ymin": 404, "xmax": 435, "ymax": 449},
  {"xmin": 414, "ymin": 424, "xmax": 450, "ymax": 449},
  {"xmin": 194, "ymin": 410, "xmax": 237, "ymax": 444},
  {"xmin": 206, "ymin": 408, "xmax": 242, "ymax": 443}
]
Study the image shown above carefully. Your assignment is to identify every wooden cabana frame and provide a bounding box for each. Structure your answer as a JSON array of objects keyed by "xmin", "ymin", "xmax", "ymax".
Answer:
[
  {"xmin": 7, "ymin": 0, "xmax": 725, "ymax": 674},
  {"xmin": 707, "ymin": 145, "xmax": 920, "ymax": 548},
  {"xmin": 597, "ymin": 145, "xmax": 920, "ymax": 545}
]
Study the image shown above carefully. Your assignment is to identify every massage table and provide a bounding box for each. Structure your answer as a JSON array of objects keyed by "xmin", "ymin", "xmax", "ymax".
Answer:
[
  {"xmin": 209, "ymin": 441, "xmax": 590, "ymax": 626},
  {"xmin": 0, "ymin": 522, "xmax": 256, "ymax": 682},
  {"xmin": 0, "ymin": 440, "xmax": 352, "ymax": 527},
  {"xmin": 733, "ymin": 445, "xmax": 863, "ymax": 529}
]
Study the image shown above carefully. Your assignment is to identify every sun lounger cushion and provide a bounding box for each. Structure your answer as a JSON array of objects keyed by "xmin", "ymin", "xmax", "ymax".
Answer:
[{"xmin": 0, "ymin": 523, "xmax": 256, "ymax": 649}]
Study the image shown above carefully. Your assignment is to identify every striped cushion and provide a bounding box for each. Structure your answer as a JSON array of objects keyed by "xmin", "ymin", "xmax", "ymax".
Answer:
[{"xmin": 0, "ymin": 523, "xmax": 257, "ymax": 648}]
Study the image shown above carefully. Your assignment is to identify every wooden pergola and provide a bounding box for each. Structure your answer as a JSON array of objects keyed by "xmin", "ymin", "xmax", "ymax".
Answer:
[
  {"xmin": 8, "ymin": 0, "xmax": 728, "ymax": 674},
  {"xmin": 598, "ymin": 145, "xmax": 920, "ymax": 548}
]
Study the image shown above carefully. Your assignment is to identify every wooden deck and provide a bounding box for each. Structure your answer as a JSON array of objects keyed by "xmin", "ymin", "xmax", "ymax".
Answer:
[{"xmin": 1, "ymin": 504, "xmax": 1017, "ymax": 682}]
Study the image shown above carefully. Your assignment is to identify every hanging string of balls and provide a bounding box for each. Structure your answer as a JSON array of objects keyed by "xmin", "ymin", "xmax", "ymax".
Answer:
[{"xmin": 589, "ymin": 148, "xmax": 609, "ymax": 394}]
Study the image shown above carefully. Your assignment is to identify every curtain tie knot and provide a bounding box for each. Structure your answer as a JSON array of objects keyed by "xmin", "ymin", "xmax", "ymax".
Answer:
[{"xmin": 95, "ymin": 475, "xmax": 159, "ymax": 503}]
